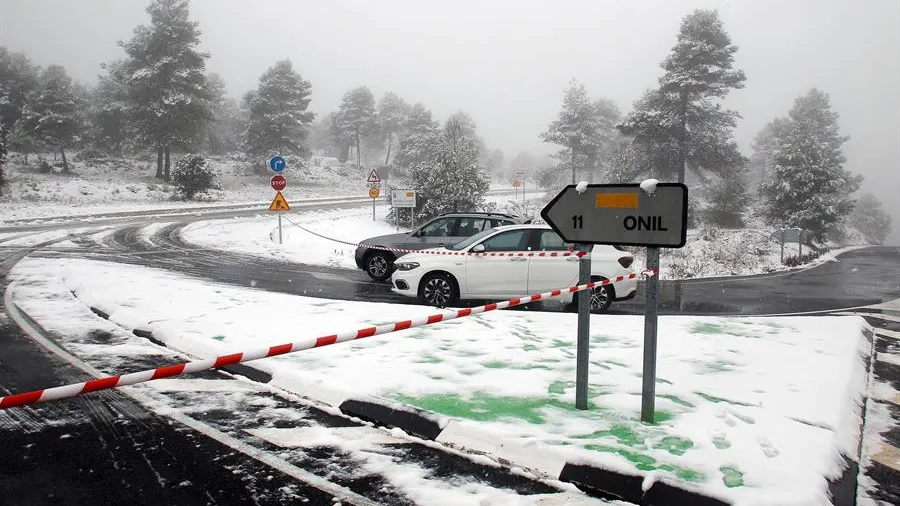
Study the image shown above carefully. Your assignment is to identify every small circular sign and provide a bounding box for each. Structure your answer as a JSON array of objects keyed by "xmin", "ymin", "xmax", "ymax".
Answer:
[
  {"xmin": 368, "ymin": 187, "xmax": 380, "ymax": 199},
  {"xmin": 269, "ymin": 155, "xmax": 286, "ymax": 173},
  {"xmin": 270, "ymin": 174, "xmax": 287, "ymax": 191}
]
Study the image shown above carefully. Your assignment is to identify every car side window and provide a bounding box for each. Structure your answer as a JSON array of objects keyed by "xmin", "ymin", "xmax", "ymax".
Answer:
[
  {"xmin": 418, "ymin": 218, "xmax": 459, "ymax": 237},
  {"xmin": 538, "ymin": 230, "xmax": 573, "ymax": 251},
  {"xmin": 457, "ymin": 217, "xmax": 490, "ymax": 236},
  {"xmin": 490, "ymin": 219, "xmax": 513, "ymax": 228},
  {"xmin": 479, "ymin": 230, "xmax": 530, "ymax": 252}
]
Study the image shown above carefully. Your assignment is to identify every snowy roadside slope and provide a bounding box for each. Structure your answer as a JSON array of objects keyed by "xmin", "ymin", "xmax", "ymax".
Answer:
[{"xmin": 10, "ymin": 257, "xmax": 874, "ymax": 506}]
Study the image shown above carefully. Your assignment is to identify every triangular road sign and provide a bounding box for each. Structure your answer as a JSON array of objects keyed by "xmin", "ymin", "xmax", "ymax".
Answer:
[
  {"xmin": 268, "ymin": 191, "xmax": 291, "ymax": 212},
  {"xmin": 367, "ymin": 168, "xmax": 381, "ymax": 183}
]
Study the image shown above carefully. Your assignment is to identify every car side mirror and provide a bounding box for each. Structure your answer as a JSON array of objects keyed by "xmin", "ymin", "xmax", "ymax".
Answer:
[{"xmin": 472, "ymin": 244, "xmax": 485, "ymax": 253}]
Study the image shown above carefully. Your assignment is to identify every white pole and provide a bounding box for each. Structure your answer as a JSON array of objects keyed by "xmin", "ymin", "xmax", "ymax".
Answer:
[{"xmin": 278, "ymin": 214, "xmax": 283, "ymax": 244}]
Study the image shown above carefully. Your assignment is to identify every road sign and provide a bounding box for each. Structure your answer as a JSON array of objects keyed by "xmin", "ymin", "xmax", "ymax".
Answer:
[
  {"xmin": 391, "ymin": 190, "xmax": 416, "ymax": 208},
  {"xmin": 514, "ymin": 170, "xmax": 527, "ymax": 178},
  {"xmin": 366, "ymin": 168, "xmax": 381, "ymax": 184},
  {"xmin": 368, "ymin": 187, "xmax": 380, "ymax": 199},
  {"xmin": 541, "ymin": 183, "xmax": 688, "ymax": 248},
  {"xmin": 269, "ymin": 156, "xmax": 286, "ymax": 173},
  {"xmin": 268, "ymin": 191, "xmax": 290, "ymax": 212},
  {"xmin": 512, "ymin": 179, "xmax": 521, "ymax": 188},
  {"xmin": 366, "ymin": 182, "xmax": 381, "ymax": 188},
  {"xmin": 270, "ymin": 174, "xmax": 286, "ymax": 192}
]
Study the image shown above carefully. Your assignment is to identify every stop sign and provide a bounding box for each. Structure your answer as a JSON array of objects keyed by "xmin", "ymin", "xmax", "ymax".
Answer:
[{"xmin": 270, "ymin": 174, "xmax": 286, "ymax": 191}]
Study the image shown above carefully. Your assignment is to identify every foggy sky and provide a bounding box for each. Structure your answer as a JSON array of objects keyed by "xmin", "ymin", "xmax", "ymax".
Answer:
[{"xmin": 2, "ymin": 0, "xmax": 899, "ymax": 242}]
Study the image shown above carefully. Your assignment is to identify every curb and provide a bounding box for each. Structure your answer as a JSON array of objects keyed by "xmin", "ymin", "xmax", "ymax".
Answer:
[{"xmin": 77, "ymin": 292, "xmax": 873, "ymax": 506}]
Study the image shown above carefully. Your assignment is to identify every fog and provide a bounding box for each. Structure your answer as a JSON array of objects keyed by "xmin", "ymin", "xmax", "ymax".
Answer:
[{"xmin": 2, "ymin": 0, "xmax": 899, "ymax": 242}]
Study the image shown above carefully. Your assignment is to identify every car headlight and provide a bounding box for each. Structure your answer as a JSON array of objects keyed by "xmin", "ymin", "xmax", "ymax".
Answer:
[{"xmin": 395, "ymin": 262, "xmax": 420, "ymax": 271}]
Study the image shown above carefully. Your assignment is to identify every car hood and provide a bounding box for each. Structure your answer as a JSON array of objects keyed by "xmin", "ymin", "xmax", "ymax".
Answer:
[{"xmin": 359, "ymin": 232, "xmax": 412, "ymax": 248}]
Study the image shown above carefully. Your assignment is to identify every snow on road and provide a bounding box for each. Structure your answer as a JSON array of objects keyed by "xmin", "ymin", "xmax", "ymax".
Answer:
[{"xmin": 9, "ymin": 256, "xmax": 873, "ymax": 506}]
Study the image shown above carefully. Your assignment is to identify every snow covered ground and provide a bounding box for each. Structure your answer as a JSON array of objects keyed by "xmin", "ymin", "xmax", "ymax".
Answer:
[
  {"xmin": 0, "ymin": 152, "xmax": 524, "ymax": 222},
  {"xmin": 9, "ymin": 257, "xmax": 873, "ymax": 506},
  {"xmin": 179, "ymin": 200, "xmax": 863, "ymax": 281}
]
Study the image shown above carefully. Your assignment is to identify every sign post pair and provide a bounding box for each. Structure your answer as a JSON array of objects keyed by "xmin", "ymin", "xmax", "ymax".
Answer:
[{"xmin": 541, "ymin": 182, "xmax": 688, "ymax": 423}]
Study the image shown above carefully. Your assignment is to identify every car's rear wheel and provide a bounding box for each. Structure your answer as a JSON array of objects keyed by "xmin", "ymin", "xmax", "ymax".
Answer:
[
  {"xmin": 418, "ymin": 273, "xmax": 458, "ymax": 308},
  {"xmin": 566, "ymin": 277, "xmax": 615, "ymax": 313},
  {"xmin": 365, "ymin": 251, "xmax": 394, "ymax": 281}
]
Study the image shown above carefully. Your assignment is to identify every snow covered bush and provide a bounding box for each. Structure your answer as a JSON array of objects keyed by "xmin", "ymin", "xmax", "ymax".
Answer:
[{"xmin": 172, "ymin": 154, "xmax": 217, "ymax": 200}]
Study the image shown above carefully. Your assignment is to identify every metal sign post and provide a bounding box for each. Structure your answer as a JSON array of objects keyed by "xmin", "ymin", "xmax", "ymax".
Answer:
[
  {"xmin": 641, "ymin": 247, "xmax": 660, "ymax": 422},
  {"xmin": 575, "ymin": 243, "xmax": 592, "ymax": 410},
  {"xmin": 541, "ymin": 182, "xmax": 688, "ymax": 421}
]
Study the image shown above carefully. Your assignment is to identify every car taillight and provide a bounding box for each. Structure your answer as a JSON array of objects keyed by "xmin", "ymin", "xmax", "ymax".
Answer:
[{"xmin": 618, "ymin": 256, "xmax": 633, "ymax": 269}]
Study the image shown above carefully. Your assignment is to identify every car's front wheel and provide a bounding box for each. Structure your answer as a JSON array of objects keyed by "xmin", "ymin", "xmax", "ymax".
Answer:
[
  {"xmin": 365, "ymin": 251, "xmax": 394, "ymax": 281},
  {"xmin": 418, "ymin": 273, "xmax": 458, "ymax": 308}
]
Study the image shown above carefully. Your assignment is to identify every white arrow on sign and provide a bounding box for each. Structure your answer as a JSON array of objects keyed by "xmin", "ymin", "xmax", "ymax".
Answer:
[{"xmin": 540, "ymin": 183, "xmax": 688, "ymax": 248}]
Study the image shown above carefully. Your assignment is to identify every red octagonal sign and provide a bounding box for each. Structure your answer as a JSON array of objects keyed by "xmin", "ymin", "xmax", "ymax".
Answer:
[{"xmin": 270, "ymin": 174, "xmax": 287, "ymax": 192}]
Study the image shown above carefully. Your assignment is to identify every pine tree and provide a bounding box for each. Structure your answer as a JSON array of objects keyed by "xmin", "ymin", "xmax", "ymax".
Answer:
[
  {"xmin": 335, "ymin": 86, "xmax": 377, "ymax": 172},
  {"xmin": 849, "ymin": 193, "xmax": 892, "ymax": 245},
  {"xmin": 0, "ymin": 47, "xmax": 40, "ymax": 170},
  {"xmin": 748, "ymin": 117, "xmax": 792, "ymax": 198},
  {"xmin": 409, "ymin": 117, "xmax": 490, "ymax": 221},
  {"xmin": 88, "ymin": 60, "xmax": 130, "ymax": 154},
  {"xmin": 658, "ymin": 9, "xmax": 746, "ymax": 183},
  {"xmin": 120, "ymin": 0, "xmax": 213, "ymax": 180},
  {"xmin": 244, "ymin": 60, "xmax": 313, "ymax": 158},
  {"xmin": 394, "ymin": 103, "xmax": 440, "ymax": 171},
  {"xmin": 205, "ymin": 73, "xmax": 245, "ymax": 156},
  {"xmin": 18, "ymin": 65, "xmax": 82, "ymax": 172},
  {"xmin": 377, "ymin": 92, "xmax": 409, "ymax": 166},
  {"xmin": 0, "ymin": 123, "xmax": 6, "ymax": 189},
  {"xmin": 761, "ymin": 89, "xmax": 862, "ymax": 242}
]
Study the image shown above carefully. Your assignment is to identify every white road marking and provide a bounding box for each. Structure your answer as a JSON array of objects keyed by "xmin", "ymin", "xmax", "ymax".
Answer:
[
  {"xmin": 877, "ymin": 353, "xmax": 900, "ymax": 367},
  {"xmin": 875, "ymin": 328, "xmax": 900, "ymax": 341},
  {"xmin": 872, "ymin": 444, "xmax": 900, "ymax": 473}
]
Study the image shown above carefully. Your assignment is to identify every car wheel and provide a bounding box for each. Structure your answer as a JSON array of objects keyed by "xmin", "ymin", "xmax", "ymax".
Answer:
[
  {"xmin": 418, "ymin": 273, "xmax": 458, "ymax": 308},
  {"xmin": 365, "ymin": 252, "xmax": 394, "ymax": 281},
  {"xmin": 589, "ymin": 282, "xmax": 615, "ymax": 313},
  {"xmin": 566, "ymin": 278, "xmax": 615, "ymax": 313}
]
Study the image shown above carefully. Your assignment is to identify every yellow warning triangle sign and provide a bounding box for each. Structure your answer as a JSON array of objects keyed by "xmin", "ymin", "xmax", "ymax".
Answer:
[{"xmin": 268, "ymin": 191, "xmax": 291, "ymax": 212}]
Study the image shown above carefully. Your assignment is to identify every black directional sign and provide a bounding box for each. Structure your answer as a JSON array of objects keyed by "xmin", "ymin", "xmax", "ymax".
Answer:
[{"xmin": 541, "ymin": 183, "xmax": 688, "ymax": 248}]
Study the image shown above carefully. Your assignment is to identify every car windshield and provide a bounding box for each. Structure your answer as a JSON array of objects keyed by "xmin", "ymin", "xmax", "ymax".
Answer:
[{"xmin": 446, "ymin": 228, "xmax": 497, "ymax": 250}]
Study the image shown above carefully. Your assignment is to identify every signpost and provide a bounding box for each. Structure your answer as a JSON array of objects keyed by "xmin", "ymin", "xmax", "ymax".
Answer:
[
  {"xmin": 771, "ymin": 228, "xmax": 808, "ymax": 264},
  {"xmin": 514, "ymin": 170, "xmax": 527, "ymax": 203},
  {"xmin": 391, "ymin": 189, "xmax": 417, "ymax": 230},
  {"xmin": 268, "ymin": 156, "xmax": 289, "ymax": 243},
  {"xmin": 541, "ymin": 182, "xmax": 688, "ymax": 422},
  {"xmin": 366, "ymin": 168, "xmax": 381, "ymax": 221}
]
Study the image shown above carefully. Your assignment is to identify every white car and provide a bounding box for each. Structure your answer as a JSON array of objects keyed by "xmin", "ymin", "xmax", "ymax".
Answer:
[{"xmin": 390, "ymin": 224, "xmax": 638, "ymax": 312}]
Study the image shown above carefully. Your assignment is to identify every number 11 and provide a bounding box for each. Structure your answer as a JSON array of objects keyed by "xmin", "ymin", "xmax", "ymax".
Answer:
[{"xmin": 572, "ymin": 215, "xmax": 583, "ymax": 229}]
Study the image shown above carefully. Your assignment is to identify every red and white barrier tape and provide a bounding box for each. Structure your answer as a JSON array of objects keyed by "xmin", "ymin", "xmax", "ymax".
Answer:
[
  {"xmin": 0, "ymin": 271, "xmax": 655, "ymax": 410},
  {"xmin": 282, "ymin": 216, "xmax": 588, "ymax": 259}
]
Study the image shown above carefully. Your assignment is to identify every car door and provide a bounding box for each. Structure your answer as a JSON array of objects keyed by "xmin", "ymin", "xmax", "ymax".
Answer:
[
  {"xmin": 405, "ymin": 217, "xmax": 460, "ymax": 249},
  {"xmin": 464, "ymin": 229, "xmax": 531, "ymax": 298},
  {"xmin": 526, "ymin": 229, "xmax": 580, "ymax": 293}
]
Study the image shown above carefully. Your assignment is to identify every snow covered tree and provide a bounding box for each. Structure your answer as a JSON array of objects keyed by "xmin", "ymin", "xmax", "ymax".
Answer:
[
  {"xmin": 120, "ymin": 0, "xmax": 213, "ymax": 180},
  {"xmin": 406, "ymin": 116, "xmax": 491, "ymax": 222},
  {"xmin": 541, "ymin": 80, "xmax": 620, "ymax": 185},
  {"xmin": 87, "ymin": 60, "xmax": 130, "ymax": 154},
  {"xmin": 205, "ymin": 79, "xmax": 245, "ymax": 157},
  {"xmin": 394, "ymin": 103, "xmax": 441, "ymax": 171},
  {"xmin": 761, "ymin": 89, "xmax": 861, "ymax": 242},
  {"xmin": 244, "ymin": 60, "xmax": 314, "ymax": 158},
  {"xmin": 17, "ymin": 65, "xmax": 82, "ymax": 172},
  {"xmin": 849, "ymin": 193, "xmax": 893, "ymax": 244},
  {"xmin": 376, "ymin": 92, "xmax": 409, "ymax": 166},
  {"xmin": 486, "ymin": 148, "xmax": 505, "ymax": 175},
  {"xmin": 172, "ymin": 153, "xmax": 217, "ymax": 199},
  {"xmin": 0, "ymin": 48, "xmax": 40, "ymax": 171},
  {"xmin": 0, "ymin": 123, "xmax": 6, "ymax": 188},
  {"xmin": 748, "ymin": 117, "xmax": 792, "ymax": 198},
  {"xmin": 658, "ymin": 9, "xmax": 746, "ymax": 183},
  {"xmin": 335, "ymin": 86, "xmax": 377, "ymax": 171}
]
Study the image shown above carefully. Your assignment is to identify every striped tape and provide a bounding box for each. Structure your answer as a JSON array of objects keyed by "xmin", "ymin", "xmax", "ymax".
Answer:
[
  {"xmin": 0, "ymin": 272, "xmax": 652, "ymax": 410},
  {"xmin": 283, "ymin": 217, "xmax": 589, "ymax": 258}
]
